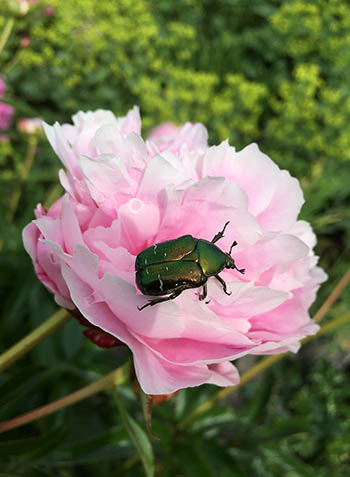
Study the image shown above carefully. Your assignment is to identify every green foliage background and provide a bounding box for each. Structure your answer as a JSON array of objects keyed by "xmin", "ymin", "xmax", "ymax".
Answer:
[{"xmin": 0, "ymin": 0, "xmax": 349, "ymax": 475}]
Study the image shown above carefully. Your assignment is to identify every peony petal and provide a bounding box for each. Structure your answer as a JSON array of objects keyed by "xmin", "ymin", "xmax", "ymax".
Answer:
[
  {"xmin": 115, "ymin": 105, "xmax": 141, "ymax": 136},
  {"xmin": 23, "ymin": 222, "xmax": 40, "ymax": 262},
  {"xmin": 133, "ymin": 347, "xmax": 212, "ymax": 394},
  {"xmin": 288, "ymin": 220, "xmax": 317, "ymax": 251},
  {"xmin": 61, "ymin": 195, "xmax": 84, "ymax": 254},
  {"xmin": 118, "ymin": 198, "xmax": 160, "ymax": 254},
  {"xmin": 236, "ymin": 233, "xmax": 310, "ymax": 281},
  {"xmin": 207, "ymin": 361, "xmax": 240, "ymax": 386},
  {"xmin": 138, "ymin": 152, "xmax": 192, "ymax": 200},
  {"xmin": 257, "ymin": 170, "xmax": 304, "ymax": 231},
  {"xmin": 80, "ymin": 154, "xmax": 134, "ymax": 214},
  {"xmin": 206, "ymin": 280, "xmax": 290, "ymax": 318}
]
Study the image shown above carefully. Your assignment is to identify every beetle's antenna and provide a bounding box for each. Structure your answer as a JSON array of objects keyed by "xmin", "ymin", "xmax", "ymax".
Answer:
[
  {"xmin": 229, "ymin": 240, "xmax": 237, "ymax": 255},
  {"xmin": 211, "ymin": 221, "xmax": 230, "ymax": 244}
]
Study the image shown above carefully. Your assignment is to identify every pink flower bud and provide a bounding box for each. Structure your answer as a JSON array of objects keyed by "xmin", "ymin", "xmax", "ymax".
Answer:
[
  {"xmin": 17, "ymin": 117, "xmax": 43, "ymax": 135},
  {"xmin": 42, "ymin": 5, "xmax": 55, "ymax": 17},
  {"xmin": 18, "ymin": 0, "xmax": 29, "ymax": 16},
  {"xmin": 20, "ymin": 34, "xmax": 31, "ymax": 48},
  {"xmin": 0, "ymin": 102, "xmax": 14, "ymax": 131},
  {"xmin": 0, "ymin": 134, "xmax": 10, "ymax": 142}
]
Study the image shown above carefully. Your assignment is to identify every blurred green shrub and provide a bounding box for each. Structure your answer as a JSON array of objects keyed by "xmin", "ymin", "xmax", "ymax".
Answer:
[{"xmin": 0, "ymin": 0, "xmax": 346, "ymax": 162}]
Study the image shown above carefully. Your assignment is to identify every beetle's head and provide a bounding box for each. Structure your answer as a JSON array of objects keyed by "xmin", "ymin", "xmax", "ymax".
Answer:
[
  {"xmin": 225, "ymin": 241, "xmax": 245, "ymax": 275},
  {"xmin": 225, "ymin": 240, "xmax": 238, "ymax": 269},
  {"xmin": 224, "ymin": 254, "xmax": 236, "ymax": 270}
]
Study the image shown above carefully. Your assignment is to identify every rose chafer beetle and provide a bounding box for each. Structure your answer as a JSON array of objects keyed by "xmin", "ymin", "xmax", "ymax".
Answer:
[{"xmin": 135, "ymin": 222, "xmax": 245, "ymax": 310}]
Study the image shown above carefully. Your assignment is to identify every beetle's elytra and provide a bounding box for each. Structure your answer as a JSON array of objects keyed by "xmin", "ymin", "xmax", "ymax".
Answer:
[{"xmin": 135, "ymin": 222, "xmax": 245, "ymax": 310}]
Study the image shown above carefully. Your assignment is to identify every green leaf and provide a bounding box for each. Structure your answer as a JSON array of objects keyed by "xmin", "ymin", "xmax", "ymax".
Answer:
[
  {"xmin": 174, "ymin": 389, "xmax": 187, "ymax": 419},
  {"xmin": 193, "ymin": 437, "xmax": 246, "ymax": 477},
  {"xmin": 0, "ymin": 427, "xmax": 67, "ymax": 459},
  {"xmin": 190, "ymin": 407, "xmax": 239, "ymax": 434},
  {"xmin": 257, "ymin": 417, "xmax": 310, "ymax": 442},
  {"xmin": 0, "ymin": 473, "xmax": 23, "ymax": 477},
  {"xmin": 41, "ymin": 425, "xmax": 133, "ymax": 465},
  {"xmin": 176, "ymin": 443, "xmax": 215, "ymax": 477},
  {"xmin": 0, "ymin": 367, "xmax": 41, "ymax": 408},
  {"xmin": 114, "ymin": 391, "xmax": 154, "ymax": 477},
  {"xmin": 228, "ymin": 417, "xmax": 310, "ymax": 450},
  {"xmin": 60, "ymin": 318, "xmax": 84, "ymax": 359},
  {"xmin": 0, "ymin": 364, "xmax": 82, "ymax": 417},
  {"xmin": 175, "ymin": 385, "xmax": 221, "ymax": 422},
  {"xmin": 244, "ymin": 371, "xmax": 275, "ymax": 422},
  {"xmin": 263, "ymin": 447, "xmax": 315, "ymax": 477}
]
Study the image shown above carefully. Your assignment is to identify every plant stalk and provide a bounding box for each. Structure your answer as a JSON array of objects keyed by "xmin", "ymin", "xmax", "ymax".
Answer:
[
  {"xmin": 0, "ymin": 362, "xmax": 130, "ymax": 433},
  {"xmin": 0, "ymin": 18, "xmax": 14, "ymax": 56},
  {"xmin": 7, "ymin": 137, "xmax": 38, "ymax": 221},
  {"xmin": 313, "ymin": 267, "xmax": 350, "ymax": 323},
  {"xmin": 0, "ymin": 308, "xmax": 71, "ymax": 372}
]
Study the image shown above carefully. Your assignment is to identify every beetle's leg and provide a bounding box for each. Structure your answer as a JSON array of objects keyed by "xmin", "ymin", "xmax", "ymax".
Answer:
[
  {"xmin": 228, "ymin": 240, "xmax": 238, "ymax": 255},
  {"xmin": 211, "ymin": 221, "xmax": 230, "ymax": 244},
  {"xmin": 138, "ymin": 287, "xmax": 187, "ymax": 311},
  {"xmin": 229, "ymin": 256, "xmax": 245, "ymax": 275},
  {"xmin": 215, "ymin": 275, "xmax": 232, "ymax": 296},
  {"xmin": 235, "ymin": 266, "xmax": 245, "ymax": 274},
  {"xmin": 197, "ymin": 283, "xmax": 208, "ymax": 301}
]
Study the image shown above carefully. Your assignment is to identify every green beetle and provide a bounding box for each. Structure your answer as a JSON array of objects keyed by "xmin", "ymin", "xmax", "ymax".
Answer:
[{"xmin": 135, "ymin": 222, "xmax": 245, "ymax": 310}]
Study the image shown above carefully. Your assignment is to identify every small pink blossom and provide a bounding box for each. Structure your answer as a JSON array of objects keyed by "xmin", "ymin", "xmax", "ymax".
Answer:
[
  {"xmin": 42, "ymin": 6, "xmax": 55, "ymax": 17},
  {"xmin": 0, "ymin": 134, "xmax": 9, "ymax": 142},
  {"xmin": 17, "ymin": 0, "xmax": 29, "ymax": 16},
  {"xmin": 0, "ymin": 102, "xmax": 14, "ymax": 131},
  {"xmin": 20, "ymin": 34, "xmax": 31, "ymax": 48},
  {"xmin": 23, "ymin": 107, "xmax": 327, "ymax": 394},
  {"xmin": 18, "ymin": 117, "xmax": 43, "ymax": 135}
]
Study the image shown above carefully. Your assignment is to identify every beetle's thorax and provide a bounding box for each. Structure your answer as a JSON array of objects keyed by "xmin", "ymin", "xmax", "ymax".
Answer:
[{"xmin": 196, "ymin": 239, "xmax": 228, "ymax": 277}]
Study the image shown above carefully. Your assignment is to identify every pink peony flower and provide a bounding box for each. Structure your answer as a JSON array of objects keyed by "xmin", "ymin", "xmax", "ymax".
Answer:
[
  {"xmin": 0, "ymin": 102, "xmax": 14, "ymax": 131},
  {"xmin": 23, "ymin": 107, "xmax": 327, "ymax": 394}
]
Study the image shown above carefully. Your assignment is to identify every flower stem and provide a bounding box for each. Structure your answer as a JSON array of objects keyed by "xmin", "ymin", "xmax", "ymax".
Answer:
[
  {"xmin": 304, "ymin": 312, "xmax": 350, "ymax": 341},
  {"xmin": 0, "ymin": 18, "xmax": 14, "ymax": 56},
  {"xmin": 313, "ymin": 267, "xmax": 350, "ymax": 323},
  {"xmin": 0, "ymin": 362, "xmax": 130, "ymax": 433},
  {"xmin": 0, "ymin": 308, "xmax": 71, "ymax": 372},
  {"xmin": 7, "ymin": 137, "xmax": 38, "ymax": 221},
  {"xmin": 4, "ymin": 48, "xmax": 20, "ymax": 72}
]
